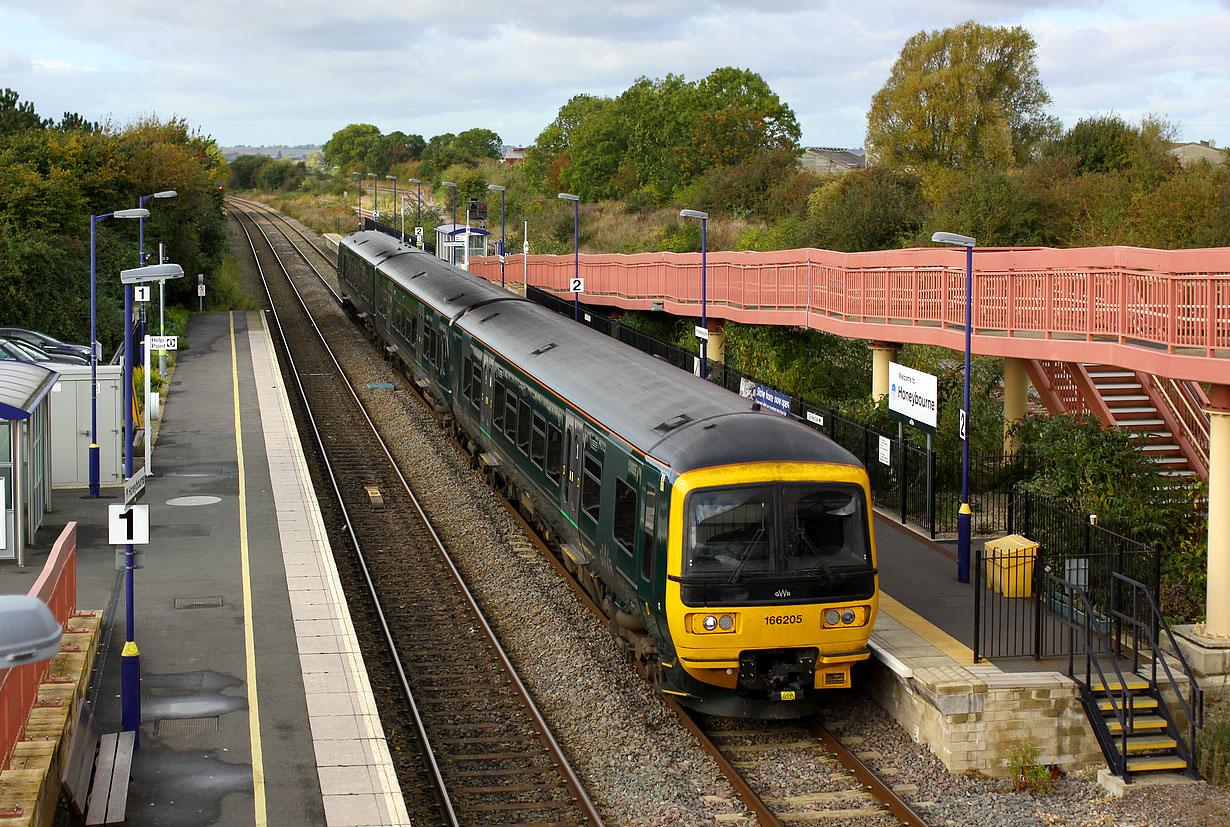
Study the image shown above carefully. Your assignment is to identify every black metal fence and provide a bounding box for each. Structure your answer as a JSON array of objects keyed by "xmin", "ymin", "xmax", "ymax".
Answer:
[{"xmin": 974, "ymin": 490, "xmax": 1159, "ymax": 661}]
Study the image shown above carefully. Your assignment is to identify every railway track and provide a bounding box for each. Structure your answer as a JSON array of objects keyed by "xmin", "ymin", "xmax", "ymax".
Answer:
[
  {"xmin": 227, "ymin": 200, "xmax": 602, "ymax": 827},
  {"xmin": 225, "ymin": 197, "xmax": 931, "ymax": 827}
]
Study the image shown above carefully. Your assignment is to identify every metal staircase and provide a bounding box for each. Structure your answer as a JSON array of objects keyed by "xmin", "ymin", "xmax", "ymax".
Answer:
[
  {"xmin": 1052, "ymin": 572, "xmax": 1204, "ymax": 781},
  {"xmin": 1026, "ymin": 361, "xmax": 1210, "ymax": 480}
]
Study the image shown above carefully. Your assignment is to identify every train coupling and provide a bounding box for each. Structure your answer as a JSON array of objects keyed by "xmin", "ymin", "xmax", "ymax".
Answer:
[{"xmin": 738, "ymin": 648, "xmax": 818, "ymax": 695}]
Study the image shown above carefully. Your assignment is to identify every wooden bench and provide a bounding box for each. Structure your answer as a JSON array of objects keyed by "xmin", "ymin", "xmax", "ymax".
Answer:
[{"xmin": 62, "ymin": 702, "xmax": 134, "ymax": 825}]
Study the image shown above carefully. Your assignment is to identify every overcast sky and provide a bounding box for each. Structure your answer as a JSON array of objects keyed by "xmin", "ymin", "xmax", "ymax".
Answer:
[{"xmin": 2, "ymin": 0, "xmax": 1227, "ymax": 151}]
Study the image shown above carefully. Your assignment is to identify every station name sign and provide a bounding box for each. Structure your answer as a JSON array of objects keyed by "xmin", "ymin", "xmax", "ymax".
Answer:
[{"xmin": 888, "ymin": 362, "xmax": 938, "ymax": 435}]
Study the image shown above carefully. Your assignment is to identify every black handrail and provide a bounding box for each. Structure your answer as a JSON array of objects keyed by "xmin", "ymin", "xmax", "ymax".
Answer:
[
  {"xmin": 1111, "ymin": 572, "xmax": 1204, "ymax": 776},
  {"xmin": 1047, "ymin": 571, "xmax": 1135, "ymax": 777}
]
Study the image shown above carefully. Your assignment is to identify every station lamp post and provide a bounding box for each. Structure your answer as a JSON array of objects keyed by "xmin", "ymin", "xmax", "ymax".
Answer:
[
  {"xmin": 932, "ymin": 230, "xmax": 976, "ymax": 584},
  {"xmin": 367, "ymin": 173, "xmax": 378, "ymax": 224},
  {"xmin": 137, "ymin": 191, "xmax": 177, "ymax": 381},
  {"xmin": 88, "ymin": 208, "xmax": 148, "ymax": 497},
  {"xmin": 386, "ymin": 175, "xmax": 400, "ymax": 239},
  {"xmin": 408, "ymin": 178, "xmax": 422, "ymax": 243},
  {"xmin": 118, "ymin": 260, "xmax": 183, "ymax": 743},
  {"xmin": 487, "ymin": 184, "xmax": 506, "ymax": 288},
  {"xmin": 680, "ymin": 209, "xmax": 709, "ymax": 379},
  {"xmin": 558, "ymin": 193, "xmax": 580, "ymax": 321},
  {"xmin": 441, "ymin": 181, "xmax": 457, "ymax": 263},
  {"xmin": 350, "ymin": 171, "xmax": 362, "ymax": 229}
]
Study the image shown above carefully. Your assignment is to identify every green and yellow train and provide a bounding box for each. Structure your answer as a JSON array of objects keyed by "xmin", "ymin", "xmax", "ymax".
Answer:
[{"xmin": 339, "ymin": 230, "xmax": 880, "ymax": 717}]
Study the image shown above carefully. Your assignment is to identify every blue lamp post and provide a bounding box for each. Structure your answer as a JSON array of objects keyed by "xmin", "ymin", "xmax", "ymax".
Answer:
[
  {"xmin": 350, "ymin": 171, "xmax": 361, "ymax": 229},
  {"xmin": 367, "ymin": 173, "xmax": 378, "ymax": 224},
  {"xmin": 680, "ymin": 209, "xmax": 709, "ymax": 379},
  {"xmin": 386, "ymin": 175, "xmax": 399, "ymax": 239},
  {"xmin": 408, "ymin": 178, "xmax": 422, "ymax": 244},
  {"xmin": 441, "ymin": 181, "xmax": 457, "ymax": 262},
  {"xmin": 487, "ymin": 184, "xmax": 506, "ymax": 288},
  {"xmin": 932, "ymin": 230, "xmax": 976, "ymax": 584},
  {"xmin": 558, "ymin": 193, "xmax": 580, "ymax": 321},
  {"xmin": 88, "ymin": 208, "xmax": 148, "ymax": 497},
  {"xmin": 118, "ymin": 260, "xmax": 183, "ymax": 744},
  {"xmin": 138, "ymin": 191, "xmax": 176, "ymax": 381}
]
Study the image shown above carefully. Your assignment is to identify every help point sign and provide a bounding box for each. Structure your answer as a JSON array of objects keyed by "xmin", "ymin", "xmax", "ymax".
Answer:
[{"xmin": 888, "ymin": 362, "xmax": 938, "ymax": 434}]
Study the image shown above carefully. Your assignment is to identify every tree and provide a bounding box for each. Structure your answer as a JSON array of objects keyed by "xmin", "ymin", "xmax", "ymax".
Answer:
[
  {"xmin": 454, "ymin": 128, "xmax": 502, "ymax": 159},
  {"xmin": 323, "ymin": 123, "xmax": 382, "ymax": 172},
  {"xmin": 866, "ymin": 22, "xmax": 1060, "ymax": 170},
  {"xmin": 0, "ymin": 88, "xmax": 49, "ymax": 135},
  {"xmin": 805, "ymin": 167, "xmax": 926, "ymax": 251}
]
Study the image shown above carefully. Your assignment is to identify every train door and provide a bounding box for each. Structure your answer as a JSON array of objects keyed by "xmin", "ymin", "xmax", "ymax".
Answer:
[
  {"xmin": 480, "ymin": 352, "xmax": 495, "ymax": 434},
  {"xmin": 561, "ymin": 410, "xmax": 584, "ymax": 530}
]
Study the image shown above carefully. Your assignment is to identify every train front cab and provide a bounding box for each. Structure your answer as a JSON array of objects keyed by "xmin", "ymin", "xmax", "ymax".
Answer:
[{"xmin": 661, "ymin": 461, "xmax": 879, "ymax": 718}]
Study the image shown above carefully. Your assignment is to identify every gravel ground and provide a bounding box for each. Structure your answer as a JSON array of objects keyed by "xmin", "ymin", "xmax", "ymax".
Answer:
[{"xmin": 242, "ymin": 208, "xmax": 1230, "ymax": 827}]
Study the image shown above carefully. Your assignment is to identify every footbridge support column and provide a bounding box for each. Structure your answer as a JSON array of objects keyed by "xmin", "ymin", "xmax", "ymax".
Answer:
[
  {"xmin": 1201, "ymin": 384, "xmax": 1230, "ymax": 640},
  {"xmin": 870, "ymin": 341, "xmax": 900, "ymax": 403},
  {"xmin": 706, "ymin": 319, "xmax": 726, "ymax": 367},
  {"xmin": 1003, "ymin": 357, "xmax": 1029, "ymax": 454}
]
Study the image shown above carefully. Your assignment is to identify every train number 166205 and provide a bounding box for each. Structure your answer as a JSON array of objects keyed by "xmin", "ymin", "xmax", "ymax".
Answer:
[{"xmin": 764, "ymin": 615, "xmax": 803, "ymax": 625}]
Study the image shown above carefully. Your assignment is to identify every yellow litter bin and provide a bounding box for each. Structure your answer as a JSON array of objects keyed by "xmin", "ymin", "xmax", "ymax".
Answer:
[{"xmin": 984, "ymin": 534, "xmax": 1038, "ymax": 598}]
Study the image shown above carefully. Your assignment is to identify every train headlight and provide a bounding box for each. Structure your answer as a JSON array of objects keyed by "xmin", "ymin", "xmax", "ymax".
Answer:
[
  {"xmin": 703, "ymin": 615, "xmax": 718, "ymax": 631},
  {"xmin": 825, "ymin": 609, "xmax": 841, "ymax": 626},
  {"xmin": 718, "ymin": 614, "xmax": 734, "ymax": 631},
  {"xmin": 841, "ymin": 609, "xmax": 857, "ymax": 625}
]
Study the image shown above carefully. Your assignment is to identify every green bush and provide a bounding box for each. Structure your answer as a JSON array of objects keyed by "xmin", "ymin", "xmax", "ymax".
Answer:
[{"xmin": 1008, "ymin": 741, "xmax": 1052, "ymax": 794}]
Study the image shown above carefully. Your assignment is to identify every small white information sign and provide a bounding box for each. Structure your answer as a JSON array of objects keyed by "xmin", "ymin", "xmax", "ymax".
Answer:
[
  {"xmin": 133, "ymin": 286, "xmax": 150, "ymax": 302},
  {"xmin": 806, "ymin": 410, "xmax": 824, "ymax": 427},
  {"xmin": 569, "ymin": 277, "xmax": 584, "ymax": 293},
  {"xmin": 694, "ymin": 325, "xmax": 709, "ymax": 341},
  {"xmin": 415, "ymin": 226, "xmax": 424, "ymax": 240},
  {"xmin": 197, "ymin": 284, "xmax": 206, "ymax": 297},
  {"xmin": 878, "ymin": 435, "xmax": 892, "ymax": 466},
  {"xmin": 149, "ymin": 335, "xmax": 178, "ymax": 351},
  {"xmin": 960, "ymin": 409, "xmax": 967, "ymax": 441},
  {"xmin": 108, "ymin": 504, "xmax": 150, "ymax": 545}
]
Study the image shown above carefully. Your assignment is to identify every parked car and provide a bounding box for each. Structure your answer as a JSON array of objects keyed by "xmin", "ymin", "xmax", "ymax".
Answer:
[
  {"xmin": 0, "ymin": 336, "xmax": 88, "ymax": 365},
  {"xmin": 0, "ymin": 327, "xmax": 91, "ymax": 360}
]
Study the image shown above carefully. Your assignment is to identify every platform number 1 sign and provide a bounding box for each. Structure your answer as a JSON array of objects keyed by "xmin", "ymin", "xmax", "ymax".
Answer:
[{"xmin": 108, "ymin": 504, "xmax": 150, "ymax": 545}]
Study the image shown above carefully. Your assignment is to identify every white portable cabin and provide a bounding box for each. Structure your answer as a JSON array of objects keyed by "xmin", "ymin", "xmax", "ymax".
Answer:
[
  {"xmin": 434, "ymin": 223, "xmax": 490, "ymax": 270},
  {"xmin": 0, "ymin": 360, "xmax": 57, "ymax": 565}
]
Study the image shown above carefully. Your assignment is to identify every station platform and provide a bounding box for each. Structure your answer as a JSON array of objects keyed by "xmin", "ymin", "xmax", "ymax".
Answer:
[
  {"xmin": 3, "ymin": 307, "xmax": 1111, "ymax": 810},
  {"xmin": 3, "ymin": 311, "xmax": 409, "ymax": 827}
]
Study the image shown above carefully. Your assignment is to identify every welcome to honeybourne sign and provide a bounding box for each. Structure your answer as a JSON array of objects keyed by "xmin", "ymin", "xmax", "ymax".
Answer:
[{"xmin": 888, "ymin": 362, "xmax": 938, "ymax": 435}]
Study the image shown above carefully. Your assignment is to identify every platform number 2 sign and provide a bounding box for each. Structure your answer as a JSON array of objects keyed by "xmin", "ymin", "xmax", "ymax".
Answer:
[
  {"xmin": 108, "ymin": 504, "xmax": 150, "ymax": 545},
  {"xmin": 570, "ymin": 277, "xmax": 584, "ymax": 293}
]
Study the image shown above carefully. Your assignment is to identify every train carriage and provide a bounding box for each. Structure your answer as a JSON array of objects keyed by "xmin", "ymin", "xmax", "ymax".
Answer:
[{"xmin": 338, "ymin": 230, "xmax": 880, "ymax": 718}]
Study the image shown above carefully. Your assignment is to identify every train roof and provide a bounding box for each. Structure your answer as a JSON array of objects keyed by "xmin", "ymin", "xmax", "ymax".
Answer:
[
  {"xmin": 342, "ymin": 231, "xmax": 520, "ymax": 320},
  {"xmin": 460, "ymin": 299, "xmax": 860, "ymax": 473},
  {"xmin": 340, "ymin": 231, "xmax": 862, "ymax": 475}
]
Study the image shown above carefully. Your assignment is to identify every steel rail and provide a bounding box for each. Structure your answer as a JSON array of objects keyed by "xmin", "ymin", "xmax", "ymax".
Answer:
[{"xmin": 231, "ymin": 203, "xmax": 603, "ymax": 826}]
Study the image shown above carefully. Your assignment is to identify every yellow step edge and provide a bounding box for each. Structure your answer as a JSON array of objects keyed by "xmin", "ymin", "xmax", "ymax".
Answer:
[
  {"xmin": 1124, "ymin": 735, "xmax": 1178, "ymax": 752},
  {"xmin": 1098, "ymin": 697, "xmax": 1158, "ymax": 712},
  {"xmin": 1127, "ymin": 755, "xmax": 1187, "ymax": 772},
  {"xmin": 1107, "ymin": 716, "xmax": 1167, "ymax": 733},
  {"xmin": 1092, "ymin": 680, "xmax": 1150, "ymax": 693}
]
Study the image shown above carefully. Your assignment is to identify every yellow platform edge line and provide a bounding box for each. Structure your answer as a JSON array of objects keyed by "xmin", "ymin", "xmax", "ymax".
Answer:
[{"xmin": 879, "ymin": 592, "xmax": 976, "ymax": 665}]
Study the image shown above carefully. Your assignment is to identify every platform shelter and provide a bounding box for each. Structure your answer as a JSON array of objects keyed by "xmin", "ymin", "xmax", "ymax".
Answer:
[{"xmin": 0, "ymin": 360, "xmax": 57, "ymax": 565}]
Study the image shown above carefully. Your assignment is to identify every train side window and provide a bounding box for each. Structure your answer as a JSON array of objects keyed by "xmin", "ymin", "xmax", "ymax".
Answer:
[
  {"xmin": 613, "ymin": 478, "xmax": 636, "ymax": 556},
  {"xmin": 517, "ymin": 399, "xmax": 532, "ymax": 454},
  {"xmin": 530, "ymin": 413, "xmax": 546, "ymax": 470},
  {"xmin": 493, "ymin": 383, "xmax": 506, "ymax": 431},
  {"xmin": 581, "ymin": 451, "xmax": 602, "ymax": 523},
  {"xmin": 470, "ymin": 358, "xmax": 482, "ymax": 406},
  {"xmin": 461, "ymin": 358, "xmax": 473, "ymax": 404},
  {"xmin": 640, "ymin": 488, "xmax": 657, "ymax": 582},
  {"xmin": 546, "ymin": 424, "xmax": 562, "ymax": 485},
  {"xmin": 504, "ymin": 392, "xmax": 518, "ymax": 440}
]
